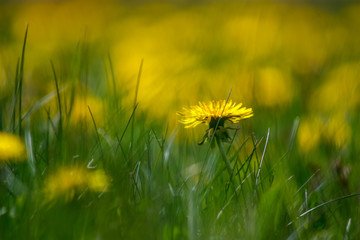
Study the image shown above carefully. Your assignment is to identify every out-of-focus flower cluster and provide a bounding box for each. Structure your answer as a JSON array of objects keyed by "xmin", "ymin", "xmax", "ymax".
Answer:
[
  {"xmin": 0, "ymin": 132, "xmax": 26, "ymax": 163},
  {"xmin": 43, "ymin": 166, "xmax": 109, "ymax": 202},
  {"xmin": 297, "ymin": 115, "xmax": 351, "ymax": 153},
  {"xmin": 0, "ymin": 0, "xmax": 359, "ymax": 136}
]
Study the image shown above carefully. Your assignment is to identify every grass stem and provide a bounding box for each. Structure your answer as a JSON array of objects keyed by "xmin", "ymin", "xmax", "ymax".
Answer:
[{"xmin": 216, "ymin": 137, "xmax": 233, "ymax": 179}]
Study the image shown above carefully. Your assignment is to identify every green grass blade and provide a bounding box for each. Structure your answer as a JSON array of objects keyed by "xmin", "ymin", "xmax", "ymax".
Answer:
[
  {"xmin": 255, "ymin": 128, "xmax": 270, "ymax": 186},
  {"xmin": 18, "ymin": 24, "xmax": 28, "ymax": 136},
  {"xmin": 10, "ymin": 59, "xmax": 20, "ymax": 133},
  {"xmin": 299, "ymin": 193, "xmax": 360, "ymax": 218},
  {"xmin": 130, "ymin": 59, "xmax": 143, "ymax": 152},
  {"xmin": 51, "ymin": 61, "xmax": 63, "ymax": 140},
  {"xmin": 88, "ymin": 105, "xmax": 104, "ymax": 164}
]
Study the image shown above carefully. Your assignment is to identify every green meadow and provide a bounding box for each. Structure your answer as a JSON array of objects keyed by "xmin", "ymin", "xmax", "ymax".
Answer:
[{"xmin": 1, "ymin": 1, "xmax": 360, "ymax": 239}]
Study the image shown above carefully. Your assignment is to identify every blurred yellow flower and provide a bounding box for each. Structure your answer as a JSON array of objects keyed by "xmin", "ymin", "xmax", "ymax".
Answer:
[
  {"xmin": 297, "ymin": 117, "xmax": 322, "ymax": 153},
  {"xmin": 298, "ymin": 115, "xmax": 351, "ymax": 153},
  {"xmin": 0, "ymin": 132, "xmax": 26, "ymax": 162},
  {"xmin": 310, "ymin": 63, "xmax": 360, "ymax": 113},
  {"xmin": 177, "ymin": 100, "xmax": 253, "ymax": 144},
  {"xmin": 43, "ymin": 166, "xmax": 109, "ymax": 201},
  {"xmin": 70, "ymin": 95, "xmax": 104, "ymax": 126},
  {"xmin": 224, "ymin": 13, "xmax": 280, "ymax": 61},
  {"xmin": 324, "ymin": 116, "xmax": 351, "ymax": 148},
  {"xmin": 255, "ymin": 67, "xmax": 294, "ymax": 107}
]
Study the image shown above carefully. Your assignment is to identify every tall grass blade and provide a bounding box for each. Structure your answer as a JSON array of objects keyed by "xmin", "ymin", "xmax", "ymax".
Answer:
[
  {"xmin": 294, "ymin": 169, "xmax": 320, "ymax": 196},
  {"xmin": 131, "ymin": 59, "xmax": 143, "ymax": 152},
  {"xmin": 22, "ymin": 88, "xmax": 64, "ymax": 120},
  {"xmin": 10, "ymin": 59, "xmax": 20, "ymax": 133},
  {"xmin": 345, "ymin": 218, "xmax": 352, "ymax": 240},
  {"xmin": 216, "ymin": 137, "xmax": 233, "ymax": 178},
  {"xmin": 229, "ymin": 136, "xmax": 250, "ymax": 163},
  {"xmin": 0, "ymin": 166, "xmax": 27, "ymax": 196},
  {"xmin": 235, "ymin": 137, "xmax": 262, "ymax": 177},
  {"xmin": 287, "ymin": 117, "xmax": 300, "ymax": 159},
  {"xmin": 299, "ymin": 193, "xmax": 360, "ymax": 218},
  {"xmin": 164, "ymin": 127, "xmax": 177, "ymax": 166},
  {"xmin": 18, "ymin": 24, "xmax": 28, "ymax": 135},
  {"xmin": 88, "ymin": 105, "xmax": 104, "ymax": 163},
  {"xmin": 24, "ymin": 118, "xmax": 36, "ymax": 176},
  {"xmin": 108, "ymin": 53, "xmax": 117, "ymax": 102},
  {"xmin": 255, "ymin": 128, "xmax": 270, "ymax": 186},
  {"xmin": 51, "ymin": 61, "xmax": 63, "ymax": 140},
  {"xmin": 115, "ymin": 103, "xmax": 138, "ymax": 155}
]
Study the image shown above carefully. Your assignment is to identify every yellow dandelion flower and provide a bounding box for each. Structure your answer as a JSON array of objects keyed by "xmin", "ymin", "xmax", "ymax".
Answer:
[
  {"xmin": 177, "ymin": 100, "xmax": 253, "ymax": 145},
  {"xmin": 70, "ymin": 95, "xmax": 104, "ymax": 126},
  {"xmin": 88, "ymin": 170, "xmax": 110, "ymax": 192},
  {"xmin": 43, "ymin": 166, "xmax": 109, "ymax": 202},
  {"xmin": 297, "ymin": 115, "xmax": 351, "ymax": 154},
  {"xmin": 297, "ymin": 117, "xmax": 322, "ymax": 154},
  {"xmin": 255, "ymin": 67, "xmax": 293, "ymax": 107},
  {"xmin": 0, "ymin": 132, "xmax": 26, "ymax": 162},
  {"xmin": 324, "ymin": 116, "xmax": 351, "ymax": 148}
]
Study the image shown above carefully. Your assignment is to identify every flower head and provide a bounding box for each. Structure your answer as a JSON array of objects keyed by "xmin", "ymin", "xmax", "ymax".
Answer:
[
  {"xmin": 0, "ymin": 132, "xmax": 26, "ymax": 163},
  {"xmin": 43, "ymin": 166, "xmax": 109, "ymax": 202},
  {"xmin": 177, "ymin": 100, "xmax": 253, "ymax": 145}
]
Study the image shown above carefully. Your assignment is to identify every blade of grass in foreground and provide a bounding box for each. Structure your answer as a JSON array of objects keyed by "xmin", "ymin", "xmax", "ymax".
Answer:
[
  {"xmin": 288, "ymin": 193, "xmax": 360, "ymax": 227},
  {"xmin": 115, "ymin": 103, "xmax": 138, "ymax": 160},
  {"xmin": 0, "ymin": 166, "xmax": 27, "ymax": 196},
  {"xmin": 256, "ymin": 128, "xmax": 270, "ymax": 187},
  {"xmin": 24, "ymin": 118, "xmax": 35, "ymax": 176},
  {"xmin": 130, "ymin": 59, "xmax": 143, "ymax": 153},
  {"xmin": 18, "ymin": 24, "xmax": 28, "ymax": 136},
  {"xmin": 299, "ymin": 193, "xmax": 360, "ymax": 218},
  {"xmin": 88, "ymin": 105, "xmax": 104, "ymax": 165},
  {"xmin": 51, "ymin": 61, "xmax": 63, "ymax": 141},
  {"xmin": 108, "ymin": 53, "xmax": 118, "ymax": 107},
  {"xmin": 10, "ymin": 59, "xmax": 20, "ymax": 133}
]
